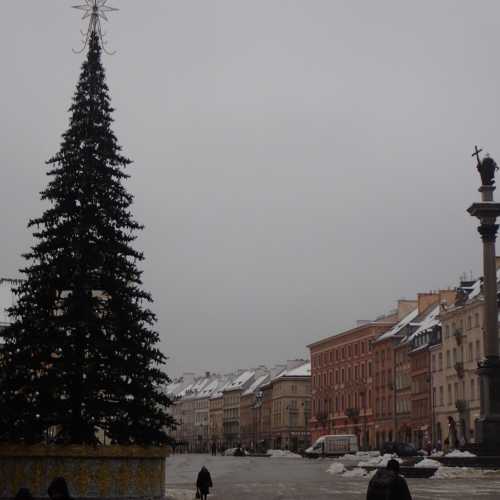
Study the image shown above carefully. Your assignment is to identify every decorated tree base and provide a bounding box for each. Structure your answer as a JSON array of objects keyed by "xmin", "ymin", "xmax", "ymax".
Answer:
[{"xmin": 0, "ymin": 445, "xmax": 168, "ymax": 499}]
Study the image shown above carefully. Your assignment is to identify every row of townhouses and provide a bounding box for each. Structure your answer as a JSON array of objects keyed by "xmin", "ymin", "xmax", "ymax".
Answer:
[
  {"xmin": 166, "ymin": 360, "xmax": 311, "ymax": 453},
  {"xmin": 309, "ymin": 260, "xmax": 500, "ymax": 451}
]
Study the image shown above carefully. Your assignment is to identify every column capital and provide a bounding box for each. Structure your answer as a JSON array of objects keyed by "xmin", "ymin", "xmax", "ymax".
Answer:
[{"xmin": 478, "ymin": 224, "xmax": 499, "ymax": 242}]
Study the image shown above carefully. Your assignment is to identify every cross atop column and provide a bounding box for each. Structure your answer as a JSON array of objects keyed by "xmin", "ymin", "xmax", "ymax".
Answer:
[{"xmin": 472, "ymin": 145, "xmax": 483, "ymax": 165}]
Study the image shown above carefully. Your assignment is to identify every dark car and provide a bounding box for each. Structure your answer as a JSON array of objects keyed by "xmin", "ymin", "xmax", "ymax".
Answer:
[{"xmin": 381, "ymin": 442, "xmax": 423, "ymax": 457}]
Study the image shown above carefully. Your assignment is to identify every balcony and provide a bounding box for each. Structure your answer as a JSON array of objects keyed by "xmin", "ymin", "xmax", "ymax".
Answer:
[{"xmin": 454, "ymin": 362, "xmax": 464, "ymax": 378}]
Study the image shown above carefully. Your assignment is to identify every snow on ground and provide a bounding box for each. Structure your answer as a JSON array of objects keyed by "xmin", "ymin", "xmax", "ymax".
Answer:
[
  {"xmin": 267, "ymin": 449, "xmax": 302, "ymax": 458},
  {"xmin": 326, "ymin": 462, "xmax": 346, "ymax": 475},
  {"xmin": 415, "ymin": 458, "xmax": 442, "ymax": 468},
  {"xmin": 444, "ymin": 449, "xmax": 477, "ymax": 457},
  {"xmin": 342, "ymin": 467, "xmax": 376, "ymax": 479},
  {"xmin": 358, "ymin": 453, "xmax": 402, "ymax": 467},
  {"xmin": 326, "ymin": 462, "xmax": 377, "ymax": 479},
  {"xmin": 432, "ymin": 467, "xmax": 500, "ymax": 479}
]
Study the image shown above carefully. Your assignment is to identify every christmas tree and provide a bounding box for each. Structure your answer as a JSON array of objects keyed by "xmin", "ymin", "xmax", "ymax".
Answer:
[{"xmin": 0, "ymin": 30, "xmax": 174, "ymax": 445}]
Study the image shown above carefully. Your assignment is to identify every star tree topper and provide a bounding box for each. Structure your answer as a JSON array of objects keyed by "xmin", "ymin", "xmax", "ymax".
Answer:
[{"xmin": 73, "ymin": 0, "xmax": 119, "ymax": 54}]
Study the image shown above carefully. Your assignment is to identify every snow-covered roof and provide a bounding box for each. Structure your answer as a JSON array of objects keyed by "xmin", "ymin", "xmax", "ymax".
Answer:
[
  {"xmin": 407, "ymin": 304, "xmax": 440, "ymax": 343},
  {"xmin": 177, "ymin": 382, "xmax": 195, "ymax": 399},
  {"xmin": 242, "ymin": 374, "xmax": 269, "ymax": 396},
  {"xmin": 198, "ymin": 378, "xmax": 223, "ymax": 399},
  {"xmin": 281, "ymin": 362, "xmax": 311, "ymax": 378},
  {"xmin": 377, "ymin": 307, "xmax": 419, "ymax": 341},
  {"xmin": 210, "ymin": 375, "xmax": 236, "ymax": 399},
  {"xmin": 223, "ymin": 370, "xmax": 255, "ymax": 392}
]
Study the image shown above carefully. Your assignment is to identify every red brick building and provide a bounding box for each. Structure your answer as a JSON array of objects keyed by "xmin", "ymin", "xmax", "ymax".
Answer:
[{"xmin": 308, "ymin": 313, "xmax": 397, "ymax": 448}]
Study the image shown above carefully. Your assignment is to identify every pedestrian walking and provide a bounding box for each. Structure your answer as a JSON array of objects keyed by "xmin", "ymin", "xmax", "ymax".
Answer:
[
  {"xmin": 196, "ymin": 466, "xmax": 213, "ymax": 500},
  {"xmin": 366, "ymin": 459, "xmax": 412, "ymax": 500},
  {"xmin": 14, "ymin": 488, "xmax": 34, "ymax": 500},
  {"xmin": 47, "ymin": 477, "xmax": 72, "ymax": 500},
  {"xmin": 211, "ymin": 442, "xmax": 217, "ymax": 456}
]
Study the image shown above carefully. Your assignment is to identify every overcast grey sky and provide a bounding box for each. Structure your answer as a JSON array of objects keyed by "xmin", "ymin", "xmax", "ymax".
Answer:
[{"xmin": 2, "ymin": 1, "xmax": 499, "ymax": 377}]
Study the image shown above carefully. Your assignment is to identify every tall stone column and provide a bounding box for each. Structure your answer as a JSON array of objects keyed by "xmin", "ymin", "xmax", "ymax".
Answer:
[{"xmin": 468, "ymin": 155, "xmax": 500, "ymax": 449}]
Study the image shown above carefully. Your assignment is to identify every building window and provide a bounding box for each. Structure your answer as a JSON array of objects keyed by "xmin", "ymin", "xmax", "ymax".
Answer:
[
  {"xmin": 335, "ymin": 370, "xmax": 339, "ymax": 384},
  {"xmin": 361, "ymin": 363, "xmax": 365, "ymax": 379},
  {"xmin": 348, "ymin": 345, "xmax": 352, "ymax": 357},
  {"xmin": 354, "ymin": 343, "xmax": 359, "ymax": 356},
  {"xmin": 342, "ymin": 347, "xmax": 346, "ymax": 360},
  {"xmin": 368, "ymin": 362, "xmax": 372, "ymax": 377},
  {"xmin": 452, "ymin": 348, "xmax": 457, "ymax": 365},
  {"xmin": 341, "ymin": 369, "xmax": 345, "ymax": 384},
  {"xmin": 361, "ymin": 342, "xmax": 365, "ymax": 354},
  {"xmin": 447, "ymin": 384, "xmax": 452, "ymax": 405},
  {"xmin": 476, "ymin": 340, "xmax": 481, "ymax": 360},
  {"xmin": 475, "ymin": 313, "xmax": 480, "ymax": 327},
  {"xmin": 468, "ymin": 342, "xmax": 473, "ymax": 362},
  {"xmin": 438, "ymin": 352, "xmax": 443, "ymax": 371},
  {"xmin": 445, "ymin": 325, "xmax": 450, "ymax": 339},
  {"xmin": 446, "ymin": 350, "xmax": 451, "ymax": 368},
  {"xmin": 431, "ymin": 355, "xmax": 436, "ymax": 372},
  {"xmin": 454, "ymin": 382, "xmax": 459, "ymax": 401},
  {"xmin": 467, "ymin": 316, "xmax": 472, "ymax": 330},
  {"xmin": 471, "ymin": 378, "xmax": 476, "ymax": 400},
  {"xmin": 439, "ymin": 386, "xmax": 444, "ymax": 406}
]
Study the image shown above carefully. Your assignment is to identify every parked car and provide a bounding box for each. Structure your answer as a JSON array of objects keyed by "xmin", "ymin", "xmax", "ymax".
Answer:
[
  {"xmin": 305, "ymin": 434, "xmax": 359, "ymax": 457},
  {"xmin": 381, "ymin": 441, "xmax": 423, "ymax": 457}
]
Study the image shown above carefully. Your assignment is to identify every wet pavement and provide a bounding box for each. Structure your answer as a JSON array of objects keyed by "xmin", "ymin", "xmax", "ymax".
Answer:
[{"xmin": 165, "ymin": 453, "xmax": 500, "ymax": 499}]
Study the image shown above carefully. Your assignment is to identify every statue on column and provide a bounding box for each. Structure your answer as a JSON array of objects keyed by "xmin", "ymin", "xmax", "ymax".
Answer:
[{"xmin": 473, "ymin": 145, "xmax": 498, "ymax": 186}]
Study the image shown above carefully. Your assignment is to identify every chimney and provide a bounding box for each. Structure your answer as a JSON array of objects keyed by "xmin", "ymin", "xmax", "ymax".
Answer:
[
  {"xmin": 417, "ymin": 292, "xmax": 440, "ymax": 314},
  {"xmin": 438, "ymin": 289, "xmax": 457, "ymax": 310},
  {"xmin": 397, "ymin": 299, "xmax": 418, "ymax": 320}
]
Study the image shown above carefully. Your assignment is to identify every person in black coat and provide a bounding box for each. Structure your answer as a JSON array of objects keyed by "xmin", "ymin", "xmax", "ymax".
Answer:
[
  {"xmin": 366, "ymin": 459, "xmax": 412, "ymax": 500},
  {"xmin": 47, "ymin": 477, "xmax": 72, "ymax": 500},
  {"xmin": 196, "ymin": 466, "xmax": 213, "ymax": 500}
]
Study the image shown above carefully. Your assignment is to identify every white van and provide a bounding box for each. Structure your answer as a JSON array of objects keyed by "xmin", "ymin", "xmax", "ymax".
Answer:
[{"xmin": 305, "ymin": 434, "xmax": 359, "ymax": 457}]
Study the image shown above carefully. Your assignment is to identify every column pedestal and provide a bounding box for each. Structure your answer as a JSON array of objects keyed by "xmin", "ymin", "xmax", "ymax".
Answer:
[{"xmin": 476, "ymin": 357, "xmax": 500, "ymax": 449}]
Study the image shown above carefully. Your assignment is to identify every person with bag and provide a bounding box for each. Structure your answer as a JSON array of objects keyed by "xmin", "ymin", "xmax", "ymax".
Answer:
[
  {"xmin": 196, "ymin": 466, "xmax": 213, "ymax": 500},
  {"xmin": 366, "ymin": 459, "xmax": 412, "ymax": 500}
]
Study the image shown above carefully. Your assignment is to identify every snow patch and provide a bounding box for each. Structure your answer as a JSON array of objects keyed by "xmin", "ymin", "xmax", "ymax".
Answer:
[
  {"xmin": 445, "ymin": 449, "xmax": 477, "ymax": 457},
  {"xmin": 326, "ymin": 462, "xmax": 346, "ymax": 475},
  {"xmin": 342, "ymin": 467, "xmax": 370, "ymax": 478},
  {"xmin": 432, "ymin": 467, "xmax": 500, "ymax": 479},
  {"xmin": 358, "ymin": 454, "xmax": 402, "ymax": 468},
  {"xmin": 415, "ymin": 458, "xmax": 442, "ymax": 468}
]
